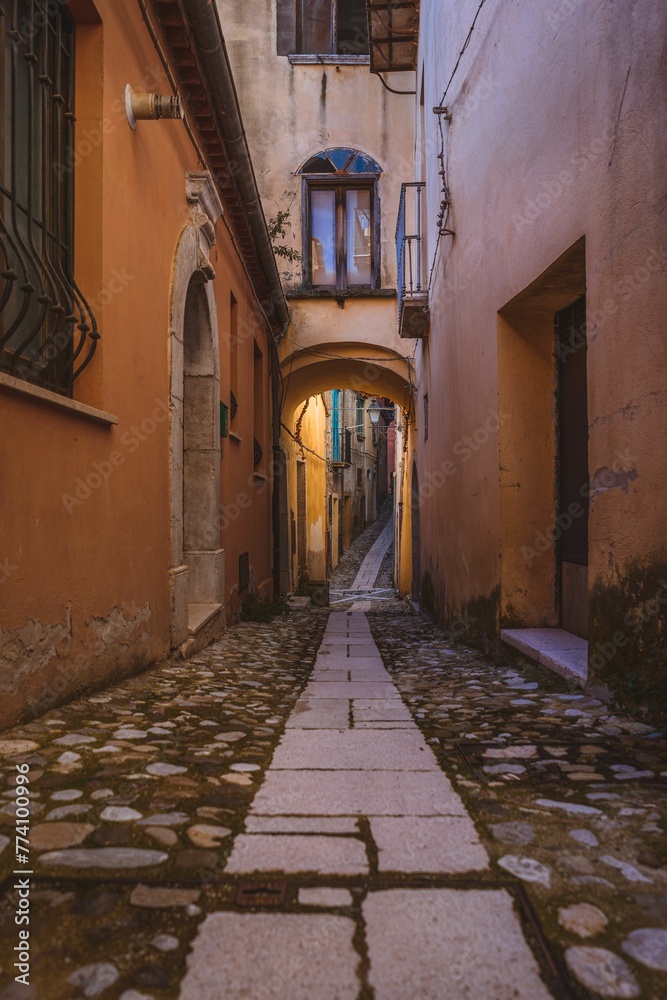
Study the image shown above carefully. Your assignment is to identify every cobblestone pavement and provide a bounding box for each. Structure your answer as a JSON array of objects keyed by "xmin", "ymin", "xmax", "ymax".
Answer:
[
  {"xmin": 0, "ymin": 518, "xmax": 666, "ymax": 998},
  {"xmin": 0, "ymin": 613, "xmax": 327, "ymax": 999},
  {"xmin": 329, "ymin": 498, "xmax": 394, "ymax": 591},
  {"xmin": 370, "ymin": 605, "xmax": 667, "ymax": 999}
]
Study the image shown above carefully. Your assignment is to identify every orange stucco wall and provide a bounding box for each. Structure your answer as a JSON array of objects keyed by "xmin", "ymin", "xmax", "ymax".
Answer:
[{"xmin": 0, "ymin": 0, "xmax": 275, "ymax": 727}]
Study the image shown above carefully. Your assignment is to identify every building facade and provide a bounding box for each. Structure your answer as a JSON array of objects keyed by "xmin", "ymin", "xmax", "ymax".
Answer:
[
  {"xmin": 217, "ymin": 0, "xmax": 415, "ymax": 593},
  {"xmin": 0, "ymin": 0, "xmax": 286, "ymax": 728},
  {"xmin": 379, "ymin": 0, "xmax": 667, "ymax": 713}
]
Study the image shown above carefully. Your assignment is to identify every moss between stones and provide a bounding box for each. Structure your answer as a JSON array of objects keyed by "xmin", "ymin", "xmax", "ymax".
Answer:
[{"xmin": 589, "ymin": 554, "xmax": 667, "ymax": 724}]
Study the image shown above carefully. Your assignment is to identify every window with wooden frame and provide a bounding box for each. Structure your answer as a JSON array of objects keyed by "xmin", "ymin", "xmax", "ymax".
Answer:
[
  {"xmin": 298, "ymin": 0, "xmax": 368, "ymax": 55},
  {"xmin": 300, "ymin": 148, "xmax": 381, "ymax": 291}
]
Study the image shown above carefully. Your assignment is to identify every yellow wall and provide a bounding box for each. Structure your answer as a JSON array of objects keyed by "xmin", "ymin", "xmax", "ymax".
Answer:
[{"xmin": 286, "ymin": 395, "xmax": 328, "ymax": 587}]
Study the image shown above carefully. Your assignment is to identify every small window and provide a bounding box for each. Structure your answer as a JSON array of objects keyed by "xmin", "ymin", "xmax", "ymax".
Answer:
[
  {"xmin": 299, "ymin": 0, "xmax": 368, "ymax": 55},
  {"xmin": 331, "ymin": 388, "xmax": 341, "ymax": 462},
  {"xmin": 355, "ymin": 394, "xmax": 365, "ymax": 440},
  {"xmin": 300, "ymin": 148, "xmax": 381, "ymax": 290}
]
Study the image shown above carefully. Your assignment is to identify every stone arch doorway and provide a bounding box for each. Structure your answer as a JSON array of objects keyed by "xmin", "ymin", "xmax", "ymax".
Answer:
[
  {"xmin": 411, "ymin": 460, "xmax": 421, "ymax": 603},
  {"xmin": 168, "ymin": 173, "xmax": 225, "ymax": 652}
]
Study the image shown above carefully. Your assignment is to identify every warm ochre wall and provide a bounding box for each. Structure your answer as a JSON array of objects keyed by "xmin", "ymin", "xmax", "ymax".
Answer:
[
  {"xmin": 0, "ymin": 0, "xmax": 275, "ymax": 726},
  {"xmin": 215, "ymin": 254, "xmax": 275, "ymax": 621}
]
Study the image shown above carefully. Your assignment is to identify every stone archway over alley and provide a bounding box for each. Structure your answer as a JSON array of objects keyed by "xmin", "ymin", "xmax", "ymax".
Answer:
[{"xmin": 1, "ymin": 515, "xmax": 666, "ymax": 998}]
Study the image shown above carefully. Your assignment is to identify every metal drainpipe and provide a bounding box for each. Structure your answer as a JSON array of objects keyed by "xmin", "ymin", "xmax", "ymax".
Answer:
[{"xmin": 186, "ymin": 0, "xmax": 289, "ymax": 332}]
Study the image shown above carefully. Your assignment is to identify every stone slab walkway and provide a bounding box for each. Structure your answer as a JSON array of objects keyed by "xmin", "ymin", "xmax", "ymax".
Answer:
[
  {"xmin": 348, "ymin": 518, "xmax": 394, "ymax": 592},
  {"xmin": 180, "ymin": 613, "xmax": 555, "ymax": 999}
]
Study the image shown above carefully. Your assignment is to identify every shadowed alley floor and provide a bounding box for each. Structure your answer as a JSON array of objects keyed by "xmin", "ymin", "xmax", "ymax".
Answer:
[
  {"xmin": 0, "ymin": 517, "xmax": 666, "ymax": 998},
  {"xmin": 180, "ymin": 610, "xmax": 553, "ymax": 1000}
]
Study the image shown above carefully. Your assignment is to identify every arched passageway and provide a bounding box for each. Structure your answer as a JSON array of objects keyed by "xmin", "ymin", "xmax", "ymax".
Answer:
[
  {"xmin": 278, "ymin": 340, "xmax": 411, "ymax": 596},
  {"xmin": 280, "ymin": 343, "xmax": 412, "ymax": 417}
]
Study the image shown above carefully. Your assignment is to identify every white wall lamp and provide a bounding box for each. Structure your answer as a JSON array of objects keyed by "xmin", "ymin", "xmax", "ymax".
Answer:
[
  {"xmin": 125, "ymin": 84, "xmax": 182, "ymax": 129},
  {"xmin": 367, "ymin": 399, "xmax": 384, "ymax": 426}
]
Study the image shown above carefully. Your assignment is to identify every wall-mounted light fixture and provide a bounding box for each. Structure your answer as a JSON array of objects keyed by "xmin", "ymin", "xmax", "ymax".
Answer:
[
  {"xmin": 367, "ymin": 398, "xmax": 384, "ymax": 426},
  {"xmin": 125, "ymin": 84, "xmax": 182, "ymax": 129}
]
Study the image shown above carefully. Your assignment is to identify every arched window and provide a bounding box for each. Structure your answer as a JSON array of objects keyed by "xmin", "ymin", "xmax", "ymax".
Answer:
[{"xmin": 299, "ymin": 148, "xmax": 382, "ymax": 291}]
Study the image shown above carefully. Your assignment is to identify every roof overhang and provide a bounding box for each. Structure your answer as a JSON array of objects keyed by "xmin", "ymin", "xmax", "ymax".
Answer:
[
  {"xmin": 146, "ymin": 0, "xmax": 289, "ymax": 334},
  {"xmin": 366, "ymin": 1, "xmax": 419, "ymax": 74}
]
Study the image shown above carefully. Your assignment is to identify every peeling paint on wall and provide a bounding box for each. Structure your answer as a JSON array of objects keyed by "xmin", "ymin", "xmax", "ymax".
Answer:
[
  {"xmin": 0, "ymin": 607, "xmax": 72, "ymax": 675},
  {"xmin": 89, "ymin": 602, "xmax": 152, "ymax": 655},
  {"xmin": 590, "ymin": 466, "xmax": 638, "ymax": 496}
]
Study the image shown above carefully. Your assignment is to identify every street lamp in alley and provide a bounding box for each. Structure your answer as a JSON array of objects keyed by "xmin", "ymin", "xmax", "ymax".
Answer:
[{"xmin": 367, "ymin": 398, "xmax": 384, "ymax": 425}]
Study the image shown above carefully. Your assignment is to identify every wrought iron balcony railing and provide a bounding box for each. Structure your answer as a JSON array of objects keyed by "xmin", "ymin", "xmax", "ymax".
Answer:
[{"xmin": 396, "ymin": 181, "xmax": 429, "ymax": 338}]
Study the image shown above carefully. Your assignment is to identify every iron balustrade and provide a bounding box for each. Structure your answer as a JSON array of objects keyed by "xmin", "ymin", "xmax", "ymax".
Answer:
[
  {"xmin": 396, "ymin": 181, "xmax": 429, "ymax": 337},
  {"xmin": 0, "ymin": 0, "xmax": 100, "ymax": 396},
  {"xmin": 396, "ymin": 181, "xmax": 425, "ymax": 317}
]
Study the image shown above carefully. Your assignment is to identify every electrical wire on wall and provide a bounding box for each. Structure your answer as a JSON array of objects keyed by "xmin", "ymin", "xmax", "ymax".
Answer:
[
  {"xmin": 281, "ymin": 421, "xmax": 328, "ymax": 463},
  {"xmin": 426, "ymin": 0, "xmax": 491, "ymax": 294}
]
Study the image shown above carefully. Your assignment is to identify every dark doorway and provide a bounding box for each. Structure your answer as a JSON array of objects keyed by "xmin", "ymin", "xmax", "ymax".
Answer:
[
  {"xmin": 556, "ymin": 295, "xmax": 589, "ymax": 637},
  {"xmin": 411, "ymin": 461, "xmax": 421, "ymax": 603},
  {"xmin": 296, "ymin": 461, "xmax": 307, "ymax": 576}
]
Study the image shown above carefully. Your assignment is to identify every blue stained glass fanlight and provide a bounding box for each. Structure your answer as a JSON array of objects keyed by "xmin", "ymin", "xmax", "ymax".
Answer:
[{"xmin": 300, "ymin": 148, "xmax": 382, "ymax": 175}]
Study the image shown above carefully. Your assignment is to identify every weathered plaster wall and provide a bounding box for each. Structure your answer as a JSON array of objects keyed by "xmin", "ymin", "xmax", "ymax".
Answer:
[
  {"xmin": 216, "ymin": 0, "xmax": 414, "ymax": 292},
  {"xmin": 415, "ymin": 0, "xmax": 667, "ymax": 708},
  {"xmin": 0, "ymin": 0, "xmax": 276, "ymax": 726}
]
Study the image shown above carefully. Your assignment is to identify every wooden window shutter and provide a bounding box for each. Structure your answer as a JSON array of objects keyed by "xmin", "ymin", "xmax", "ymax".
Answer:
[{"xmin": 276, "ymin": 1, "xmax": 297, "ymax": 55}]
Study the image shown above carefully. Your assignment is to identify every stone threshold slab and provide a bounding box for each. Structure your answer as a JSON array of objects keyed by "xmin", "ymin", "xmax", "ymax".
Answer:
[{"xmin": 501, "ymin": 628, "xmax": 587, "ymax": 686}]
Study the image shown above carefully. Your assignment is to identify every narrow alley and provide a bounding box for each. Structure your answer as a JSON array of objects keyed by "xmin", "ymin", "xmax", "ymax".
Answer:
[
  {"xmin": 1, "ymin": 1, "xmax": 666, "ymax": 998},
  {"xmin": 1, "ymin": 518, "xmax": 666, "ymax": 999}
]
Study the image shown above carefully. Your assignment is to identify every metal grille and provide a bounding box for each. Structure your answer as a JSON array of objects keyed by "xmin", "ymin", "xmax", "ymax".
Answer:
[
  {"xmin": 366, "ymin": 1, "xmax": 419, "ymax": 74},
  {"xmin": 0, "ymin": 0, "xmax": 100, "ymax": 396},
  {"xmin": 396, "ymin": 182, "xmax": 424, "ymax": 302}
]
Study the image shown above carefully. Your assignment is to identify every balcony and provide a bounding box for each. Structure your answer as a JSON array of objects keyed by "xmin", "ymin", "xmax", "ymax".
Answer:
[
  {"xmin": 366, "ymin": 1, "xmax": 420, "ymax": 75},
  {"xmin": 396, "ymin": 182, "xmax": 429, "ymax": 339}
]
